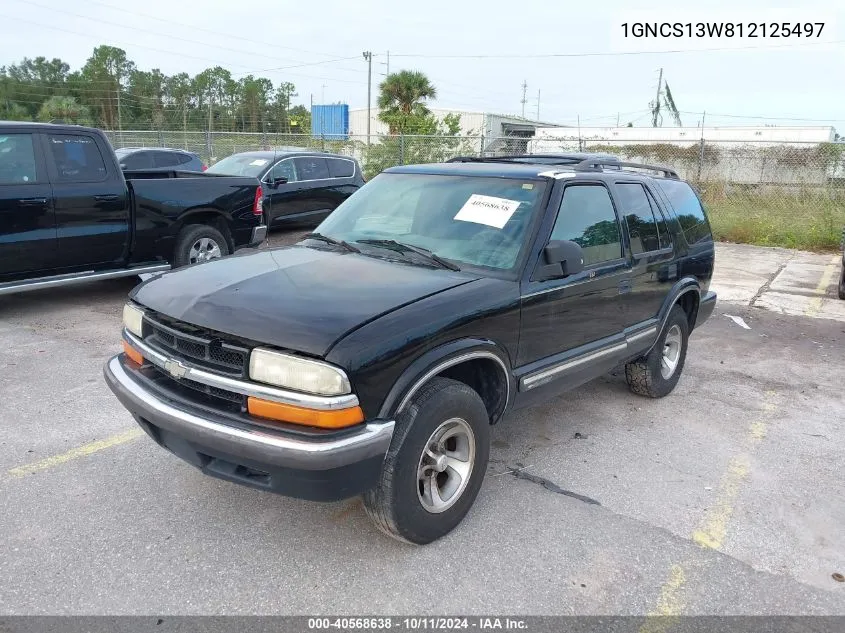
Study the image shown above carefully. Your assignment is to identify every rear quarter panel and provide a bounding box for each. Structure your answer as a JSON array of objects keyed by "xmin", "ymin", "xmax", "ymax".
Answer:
[
  {"xmin": 127, "ymin": 176, "xmax": 260, "ymax": 262},
  {"xmin": 326, "ymin": 277, "xmax": 520, "ymax": 419}
]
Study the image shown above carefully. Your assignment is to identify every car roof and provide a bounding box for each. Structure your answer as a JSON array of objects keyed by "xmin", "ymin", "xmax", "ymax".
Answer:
[
  {"xmin": 114, "ymin": 147, "xmax": 197, "ymax": 155},
  {"xmin": 383, "ymin": 162, "xmax": 654, "ymax": 181},
  {"xmin": 0, "ymin": 121, "xmax": 102, "ymax": 134},
  {"xmin": 227, "ymin": 150, "xmax": 355, "ymax": 160},
  {"xmin": 387, "ymin": 155, "xmax": 680, "ymax": 181}
]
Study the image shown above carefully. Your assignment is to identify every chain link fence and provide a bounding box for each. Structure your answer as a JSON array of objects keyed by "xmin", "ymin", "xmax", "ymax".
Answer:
[{"xmin": 104, "ymin": 130, "xmax": 845, "ymax": 250}]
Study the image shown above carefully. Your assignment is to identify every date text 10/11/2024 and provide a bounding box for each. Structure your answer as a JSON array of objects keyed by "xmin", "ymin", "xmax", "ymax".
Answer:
[
  {"xmin": 308, "ymin": 618, "xmax": 529, "ymax": 630},
  {"xmin": 621, "ymin": 22, "xmax": 825, "ymax": 38}
]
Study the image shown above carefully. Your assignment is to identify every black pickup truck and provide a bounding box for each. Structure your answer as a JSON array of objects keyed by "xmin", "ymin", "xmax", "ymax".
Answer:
[{"xmin": 0, "ymin": 122, "xmax": 267, "ymax": 295}]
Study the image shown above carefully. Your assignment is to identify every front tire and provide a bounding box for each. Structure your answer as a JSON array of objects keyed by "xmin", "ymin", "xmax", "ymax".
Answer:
[
  {"xmin": 363, "ymin": 377, "xmax": 490, "ymax": 545},
  {"xmin": 173, "ymin": 225, "xmax": 229, "ymax": 268},
  {"xmin": 626, "ymin": 305, "xmax": 689, "ymax": 398},
  {"xmin": 837, "ymin": 264, "xmax": 845, "ymax": 300}
]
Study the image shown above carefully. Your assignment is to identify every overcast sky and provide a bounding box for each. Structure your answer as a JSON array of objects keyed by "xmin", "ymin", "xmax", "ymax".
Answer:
[{"xmin": 1, "ymin": 0, "xmax": 843, "ymax": 130}]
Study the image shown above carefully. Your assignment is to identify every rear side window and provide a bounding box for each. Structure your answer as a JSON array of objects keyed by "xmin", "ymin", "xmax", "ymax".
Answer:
[
  {"xmin": 153, "ymin": 152, "xmax": 184, "ymax": 168},
  {"xmin": 294, "ymin": 157, "xmax": 330, "ymax": 180},
  {"xmin": 614, "ymin": 183, "xmax": 665, "ymax": 254},
  {"xmin": 655, "ymin": 180, "xmax": 712, "ymax": 245},
  {"xmin": 550, "ymin": 184, "xmax": 622, "ymax": 266},
  {"xmin": 0, "ymin": 133, "xmax": 39, "ymax": 184},
  {"xmin": 267, "ymin": 159, "xmax": 297, "ymax": 183},
  {"xmin": 46, "ymin": 134, "xmax": 107, "ymax": 182},
  {"xmin": 327, "ymin": 158, "xmax": 355, "ymax": 178},
  {"xmin": 118, "ymin": 151, "xmax": 152, "ymax": 170}
]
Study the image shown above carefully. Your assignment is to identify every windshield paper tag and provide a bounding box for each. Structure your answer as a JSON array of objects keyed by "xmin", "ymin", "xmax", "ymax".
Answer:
[
  {"xmin": 454, "ymin": 194, "xmax": 521, "ymax": 229},
  {"xmin": 249, "ymin": 159, "xmax": 268, "ymax": 166}
]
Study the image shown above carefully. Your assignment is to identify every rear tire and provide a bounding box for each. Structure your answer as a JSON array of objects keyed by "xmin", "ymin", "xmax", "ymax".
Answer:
[
  {"xmin": 363, "ymin": 377, "xmax": 490, "ymax": 545},
  {"xmin": 173, "ymin": 225, "xmax": 229, "ymax": 268},
  {"xmin": 838, "ymin": 264, "xmax": 845, "ymax": 300},
  {"xmin": 626, "ymin": 305, "xmax": 689, "ymax": 398}
]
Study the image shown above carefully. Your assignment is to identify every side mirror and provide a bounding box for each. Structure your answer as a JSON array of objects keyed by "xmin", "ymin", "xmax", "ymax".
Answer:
[
  {"xmin": 534, "ymin": 240, "xmax": 585, "ymax": 281},
  {"xmin": 268, "ymin": 176, "xmax": 287, "ymax": 188}
]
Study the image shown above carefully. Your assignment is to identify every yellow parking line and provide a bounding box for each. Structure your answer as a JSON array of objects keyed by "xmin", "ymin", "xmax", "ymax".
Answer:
[
  {"xmin": 692, "ymin": 456, "xmax": 749, "ymax": 549},
  {"xmin": 7, "ymin": 428, "xmax": 143, "ymax": 478},
  {"xmin": 641, "ymin": 391, "xmax": 778, "ymax": 624},
  {"xmin": 639, "ymin": 565, "xmax": 686, "ymax": 633},
  {"xmin": 805, "ymin": 255, "xmax": 840, "ymax": 317}
]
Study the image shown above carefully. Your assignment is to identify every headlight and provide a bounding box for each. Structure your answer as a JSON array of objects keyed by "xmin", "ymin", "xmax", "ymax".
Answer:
[
  {"xmin": 249, "ymin": 348, "xmax": 351, "ymax": 396},
  {"xmin": 123, "ymin": 303, "xmax": 145, "ymax": 337}
]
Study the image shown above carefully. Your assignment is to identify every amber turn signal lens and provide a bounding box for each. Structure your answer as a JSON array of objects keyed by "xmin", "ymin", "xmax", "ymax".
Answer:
[
  {"xmin": 247, "ymin": 397, "xmax": 364, "ymax": 429},
  {"xmin": 122, "ymin": 340, "xmax": 144, "ymax": 366}
]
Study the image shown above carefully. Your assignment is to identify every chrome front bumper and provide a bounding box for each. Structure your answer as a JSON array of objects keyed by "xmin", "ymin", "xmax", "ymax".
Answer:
[{"xmin": 103, "ymin": 355, "xmax": 394, "ymax": 472}]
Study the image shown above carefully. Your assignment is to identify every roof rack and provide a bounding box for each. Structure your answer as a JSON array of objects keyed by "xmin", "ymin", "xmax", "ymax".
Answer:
[
  {"xmin": 574, "ymin": 158, "xmax": 679, "ymax": 179},
  {"xmin": 447, "ymin": 156, "xmax": 516, "ymax": 163},
  {"xmin": 446, "ymin": 153, "xmax": 615, "ymax": 165}
]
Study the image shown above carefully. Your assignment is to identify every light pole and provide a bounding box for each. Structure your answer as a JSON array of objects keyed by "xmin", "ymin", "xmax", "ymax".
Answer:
[{"xmin": 363, "ymin": 51, "xmax": 372, "ymax": 145}]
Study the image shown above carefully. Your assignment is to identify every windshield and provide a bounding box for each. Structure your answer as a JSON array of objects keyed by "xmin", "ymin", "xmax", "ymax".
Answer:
[
  {"xmin": 206, "ymin": 154, "xmax": 271, "ymax": 177},
  {"xmin": 314, "ymin": 173, "xmax": 547, "ymax": 271}
]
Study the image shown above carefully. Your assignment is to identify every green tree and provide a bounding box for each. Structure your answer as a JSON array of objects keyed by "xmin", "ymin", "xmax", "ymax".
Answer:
[
  {"xmin": 377, "ymin": 70, "xmax": 437, "ymax": 134},
  {"xmin": 77, "ymin": 46, "xmax": 135, "ymax": 128},
  {"xmin": 1, "ymin": 56, "xmax": 70, "ymax": 119},
  {"xmin": 193, "ymin": 66, "xmax": 233, "ymax": 132},
  {"xmin": 363, "ymin": 112, "xmax": 473, "ymax": 178},
  {"xmin": 0, "ymin": 100, "xmax": 29, "ymax": 120},
  {"xmin": 270, "ymin": 82, "xmax": 298, "ymax": 133},
  {"xmin": 238, "ymin": 76, "xmax": 274, "ymax": 132},
  {"xmin": 37, "ymin": 95, "xmax": 92, "ymax": 125},
  {"xmin": 288, "ymin": 104, "xmax": 310, "ymax": 135},
  {"xmin": 0, "ymin": 46, "xmax": 308, "ymax": 134},
  {"xmin": 164, "ymin": 72, "xmax": 194, "ymax": 133},
  {"xmin": 126, "ymin": 68, "xmax": 166, "ymax": 129}
]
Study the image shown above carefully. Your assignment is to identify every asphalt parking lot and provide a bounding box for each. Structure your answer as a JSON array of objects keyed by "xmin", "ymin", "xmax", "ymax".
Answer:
[{"xmin": 1, "ymin": 232, "xmax": 843, "ymax": 615}]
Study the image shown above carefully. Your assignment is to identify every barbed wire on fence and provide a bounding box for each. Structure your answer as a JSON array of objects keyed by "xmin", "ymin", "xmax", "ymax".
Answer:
[
  {"xmin": 103, "ymin": 129, "xmax": 845, "ymax": 185},
  {"xmin": 102, "ymin": 130, "xmax": 845, "ymax": 250}
]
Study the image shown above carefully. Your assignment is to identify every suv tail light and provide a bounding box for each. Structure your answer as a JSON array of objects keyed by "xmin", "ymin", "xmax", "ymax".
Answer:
[
  {"xmin": 201, "ymin": 164, "xmax": 208, "ymax": 171},
  {"xmin": 252, "ymin": 186, "xmax": 263, "ymax": 216}
]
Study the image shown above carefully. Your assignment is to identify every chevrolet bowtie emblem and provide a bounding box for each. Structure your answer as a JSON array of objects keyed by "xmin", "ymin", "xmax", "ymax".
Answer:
[{"xmin": 164, "ymin": 359, "xmax": 188, "ymax": 379}]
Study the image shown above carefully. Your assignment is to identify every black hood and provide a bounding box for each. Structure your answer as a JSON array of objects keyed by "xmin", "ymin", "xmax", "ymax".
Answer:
[{"xmin": 131, "ymin": 246, "xmax": 480, "ymax": 357}]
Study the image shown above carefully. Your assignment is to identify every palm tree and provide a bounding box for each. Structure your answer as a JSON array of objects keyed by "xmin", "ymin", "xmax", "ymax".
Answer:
[
  {"xmin": 37, "ymin": 95, "xmax": 92, "ymax": 124},
  {"xmin": 377, "ymin": 70, "xmax": 437, "ymax": 134}
]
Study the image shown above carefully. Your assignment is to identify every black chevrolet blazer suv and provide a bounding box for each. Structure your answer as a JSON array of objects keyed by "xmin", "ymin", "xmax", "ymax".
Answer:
[{"xmin": 104, "ymin": 154, "xmax": 717, "ymax": 544}]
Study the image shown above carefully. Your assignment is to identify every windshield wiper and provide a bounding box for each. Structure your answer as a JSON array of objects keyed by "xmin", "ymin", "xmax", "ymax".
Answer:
[
  {"xmin": 356, "ymin": 239, "xmax": 460, "ymax": 271},
  {"xmin": 303, "ymin": 232, "xmax": 360, "ymax": 253}
]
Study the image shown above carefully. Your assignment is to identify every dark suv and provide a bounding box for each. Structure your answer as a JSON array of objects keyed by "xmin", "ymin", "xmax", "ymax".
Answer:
[
  {"xmin": 104, "ymin": 154, "xmax": 716, "ymax": 545},
  {"xmin": 114, "ymin": 147, "xmax": 206, "ymax": 172},
  {"xmin": 207, "ymin": 150, "xmax": 365, "ymax": 227}
]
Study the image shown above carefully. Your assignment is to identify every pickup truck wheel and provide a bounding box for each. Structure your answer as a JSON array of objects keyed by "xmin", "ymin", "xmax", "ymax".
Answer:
[
  {"xmin": 363, "ymin": 377, "xmax": 490, "ymax": 545},
  {"xmin": 838, "ymin": 264, "xmax": 845, "ymax": 300},
  {"xmin": 173, "ymin": 225, "xmax": 229, "ymax": 267},
  {"xmin": 625, "ymin": 305, "xmax": 689, "ymax": 398}
]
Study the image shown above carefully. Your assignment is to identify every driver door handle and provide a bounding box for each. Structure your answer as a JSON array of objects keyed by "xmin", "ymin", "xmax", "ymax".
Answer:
[
  {"xmin": 18, "ymin": 197, "xmax": 48, "ymax": 206},
  {"xmin": 94, "ymin": 194, "xmax": 119, "ymax": 202}
]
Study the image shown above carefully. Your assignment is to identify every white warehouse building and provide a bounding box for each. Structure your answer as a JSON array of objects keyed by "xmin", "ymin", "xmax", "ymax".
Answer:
[
  {"xmin": 348, "ymin": 107, "xmax": 565, "ymax": 153},
  {"xmin": 529, "ymin": 125, "xmax": 837, "ymax": 151}
]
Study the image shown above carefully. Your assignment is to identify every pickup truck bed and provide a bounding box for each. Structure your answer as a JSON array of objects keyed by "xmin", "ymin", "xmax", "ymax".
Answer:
[{"xmin": 0, "ymin": 122, "xmax": 267, "ymax": 295}]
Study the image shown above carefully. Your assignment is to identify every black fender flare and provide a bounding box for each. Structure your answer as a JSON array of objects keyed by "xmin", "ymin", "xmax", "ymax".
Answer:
[
  {"xmin": 645, "ymin": 276, "xmax": 701, "ymax": 354},
  {"xmin": 377, "ymin": 338, "xmax": 514, "ymax": 422},
  {"xmin": 174, "ymin": 208, "xmax": 233, "ymax": 249}
]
